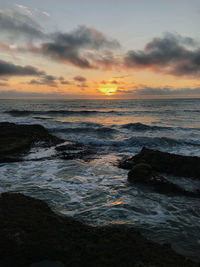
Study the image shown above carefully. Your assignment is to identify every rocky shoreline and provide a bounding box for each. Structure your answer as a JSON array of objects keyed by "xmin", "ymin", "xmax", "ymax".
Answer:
[
  {"xmin": 0, "ymin": 122, "xmax": 95, "ymax": 163},
  {"xmin": 0, "ymin": 122, "xmax": 63, "ymax": 163},
  {"xmin": 0, "ymin": 122, "xmax": 200, "ymax": 266},
  {"xmin": 0, "ymin": 193, "xmax": 198, "ymax": 267}
]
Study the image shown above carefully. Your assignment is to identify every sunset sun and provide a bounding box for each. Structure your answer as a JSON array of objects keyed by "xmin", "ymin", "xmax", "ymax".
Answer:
[
  {"xmin": 101, "ymin": 88, "xmax": 116, "ymax": 95},
  {"xmin": 99, "ymin": 85, "xmax": 117, "ymax": 96}
]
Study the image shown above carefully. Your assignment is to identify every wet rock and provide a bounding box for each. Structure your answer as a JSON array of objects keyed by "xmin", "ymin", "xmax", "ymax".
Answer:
[
  {"xmin": 0, "ymin": 122, "xmax": 63, "ymax": 163},
  {"xmin": 128, "ymin": 163, "xmax": 200, "ymax": 197},
  {"xmin": 122, "ymin": 147, "xmax": 200, "ymax": 179},
  {"xmin": 0, "ymin": 193, "xmax": 197, "ymax": 267},
  {"xmin": 118, "ymin": 155, "xmax": 136, "ymax": 169},
  {"xmin": 128, "ymin": 163, "xmax": 153, "ymax": 181}
]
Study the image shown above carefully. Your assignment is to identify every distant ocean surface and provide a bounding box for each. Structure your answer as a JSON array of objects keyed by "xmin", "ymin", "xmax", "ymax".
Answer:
[{"xmin": 0, "ymin": 98, "xmax": 200, "ymax": 261}]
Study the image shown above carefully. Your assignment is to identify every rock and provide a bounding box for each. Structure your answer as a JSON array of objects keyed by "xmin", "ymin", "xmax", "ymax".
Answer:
[
  {"xmin": 128, "ymin": 163, "xmax": 153, "ymax": 182},
  {"xmin": 30, "ymin": 259, "xmax": 66, "ymax": 267},
  {"xmin": 0, "ymin": 193, "xmax": 197, "ymax": 267},
  {"xmin": 128, "ymin": 163, "xmax": 200, "ymax": 197},
  {"xmin": 0, "ymin": 122, "xmax": 63, "ymax": 163},
  {"xmin": 120, "ymin": 147, "xmax": 200, "ymax": 179}
]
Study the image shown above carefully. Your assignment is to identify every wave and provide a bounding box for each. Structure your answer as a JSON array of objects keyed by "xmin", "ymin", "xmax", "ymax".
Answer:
[
  {"xmin": 53, "ymin": 126, "xmax": 118, "ymax": 135},
  {"xmin": 125, "ymin": 136, "xmax": 200, "ymax": 147},
  {"xmin": 183, "ymin": 110, "xmax": 200, "ymax": 113},
  {"xmin": 33, "ymin": 116, "xmax": 53, "ymax": 120},
  {"xmin": 50, "ymin": 122, "xmax": 171, "ymax": 135},
  {"xmin": 5, "ymin": 110, "xmax": 33, "ymax": 116},
  {"xmin": 50, "ymin": 124, "xmax": 118, "ymax": 136},
  {"xmin": 5, "ymin": 107, "xmax": 200, "ymax": 118},
  {"xmin": 76, "ymin": 135, "xmax": 200, "ymax": 149},
  {"xmin": 121, "ymin": 122, "xmax": 200, "ymax": 132},
  {"xmin": 5, "ymin": 109, "xmax": 119, "ymax": 117},
  {"xmin": 121, "ymin": 122, "xmax": 170, "ymax": 131}
]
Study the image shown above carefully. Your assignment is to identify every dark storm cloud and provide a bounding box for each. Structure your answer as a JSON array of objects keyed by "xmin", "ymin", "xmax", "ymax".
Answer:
[
  {"xmin": 0, "ymin": 9, "xmax": 45, "ymax": 40},
  {"xmin": 124, "ymin": 33, "xmax": 200, "ymax": 77},
  {"xmin": 73, "ymin": 75, "xmax": 87, "ymax": 82},
  {"xmin": 0, "ymin": 60, "xmax": 45, "ymax": 77}
]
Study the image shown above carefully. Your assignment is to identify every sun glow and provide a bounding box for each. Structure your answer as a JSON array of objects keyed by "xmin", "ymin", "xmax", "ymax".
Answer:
[{"xmin": 99, "ymin": 85, "xmax": 117, "ymax": 96}]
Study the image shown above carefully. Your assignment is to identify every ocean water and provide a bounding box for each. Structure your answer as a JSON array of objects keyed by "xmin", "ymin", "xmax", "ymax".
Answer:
[{"xmin": 0, "ymin": 98, "xmax": 200, "ymax": 261}]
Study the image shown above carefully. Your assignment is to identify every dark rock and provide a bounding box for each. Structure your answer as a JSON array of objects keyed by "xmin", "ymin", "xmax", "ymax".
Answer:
[
  {"xmin": 128, "ymin": 163, "xmax": 200, "ymax": 197},
  {"xmin": 119, "ymin": 156, "xmax": 136, "ymax": 170},
  {"xmin": 30, "ymin": 259, "xmax": 66, "ymax": 267},
  {"xmin": 120, "ymin": 147, "xmax": 200, "ymax": 179},
  {"xmin": 0, "ymin": 122, "xmax": 63, "ymax": 163},
  {"xmin": 0, "ymin": 193, "xmax": 197, "ymax": 267},
  {"xmin": 128, "ymin": 163, "xmax": 153, "ymax": 181}
]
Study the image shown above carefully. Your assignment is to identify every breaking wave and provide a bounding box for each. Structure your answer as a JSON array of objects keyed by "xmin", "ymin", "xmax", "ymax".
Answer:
[{"xmin": 5, "ymin": 109, "xmax": 120, "ymax": 116}]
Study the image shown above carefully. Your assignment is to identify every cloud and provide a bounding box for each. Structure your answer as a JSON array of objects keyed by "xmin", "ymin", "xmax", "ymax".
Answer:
[
  {"xmin": 0, "ymin": 41, "xmax": 17, "ymax": 59},
  {"xmin": 111, "ymin": 80, "xmax": 118, "ymax": 84},
  {"xmin": 116, "ymin": 85, "xmax": 200, "ymax": 97},
  {"xmin": 138, "ymin": 86, "xmax": 200, "ymax": 95},
  {"xmin": 59, "ymin": 76, "xmax": 71, "ymax": 85},
  {"xmin": 0, "ymin": 8, "xmax": 120, "ymax": 69},
  {"xmin": 15, "ymin": 4, "xmax": 32, "ymax": 16},
  {"xmin": 0, "ymin": 82, "xmax": 9, "ymax": 86},
  {"xmin": 24, "ymin": 26, "xmax": 120, "ymax": 69},
  {"xmin": 28, "ymin": 75, "xmax": 73, "ymax": 87},
  {"xmin": 60, "ymin": 80, "xmax": 70, "ymax": 85},
  {"xmin": 42, "ymin": 11, "xmax": 50, "ymax": 17},
  {"xmin": 0, "ymin": 59, "xmax": 61, "ymax": 88},
  {"xmin": 0, "ymin": 89, "xmax": 98, "ymax": 99},
  {"xmin": 124, "ymin": 33, "xmax": 200, "ymax": 78},
  {"xmin": 0, "ymin": 59, "xmax": 45, "ymax": 77},
  {"xmin": 77, "ymin": 83, "xmax": 88, "ymax": 88},
  {"xmin": 0, "ymin": 41, "xmax": 13, "ymax": 53},
  {"xmin": 85, "ymin": 49, "xmax": 119, "ymax": 70},
  {"xmin": 28, "ymin": 75, "xmax": 57, "ymax": 87},
  {"xmin": 3, "ymin": 8, "xmax": 200, "ymax": 77},
  {"xmin": 0, "ymin": 89, "xmax": 62, "ymax": 98},
  {"xmin": 74, "ymin": 75, "xmax": 87, "ymax": 82},
  {"xmin": 100, "ymin": 79, "xmax": 118, "ymax": 84},
  {"xmin": 0, "ymin": 9, "xmax": 45, "ymax": 40}
]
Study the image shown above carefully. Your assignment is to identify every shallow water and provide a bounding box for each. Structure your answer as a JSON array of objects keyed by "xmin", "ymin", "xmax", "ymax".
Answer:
[{"xmin": 0, "ymin": 98, "xmax": 200, "ymax": 261}]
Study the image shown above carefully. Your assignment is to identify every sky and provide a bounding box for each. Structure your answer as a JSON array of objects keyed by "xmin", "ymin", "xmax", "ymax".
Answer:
[{"xmin": 0, "ymin": 0, "xmax": 200, "ymax": 99}]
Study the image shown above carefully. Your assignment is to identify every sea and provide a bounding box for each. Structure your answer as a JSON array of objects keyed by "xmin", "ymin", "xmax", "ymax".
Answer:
[{"xmin": 0, "ymin": 98, "xmax": 200, "ymax": 261}]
